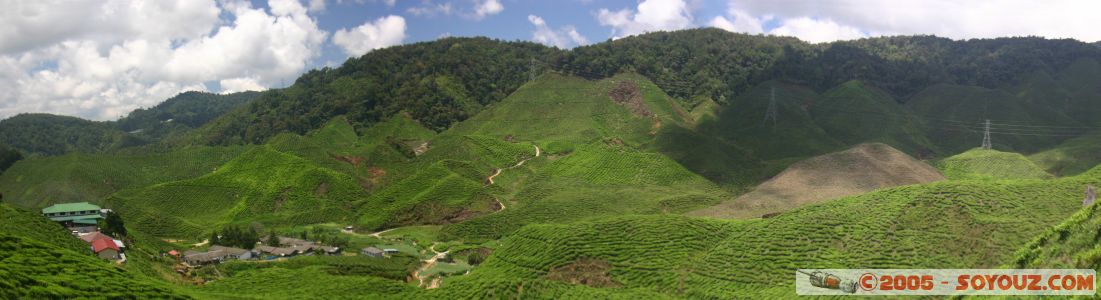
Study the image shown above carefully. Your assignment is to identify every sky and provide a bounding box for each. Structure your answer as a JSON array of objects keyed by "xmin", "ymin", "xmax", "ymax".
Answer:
[{"xmin": 2, "ymin": 0, "xmax": 1100, "ymax": 121}]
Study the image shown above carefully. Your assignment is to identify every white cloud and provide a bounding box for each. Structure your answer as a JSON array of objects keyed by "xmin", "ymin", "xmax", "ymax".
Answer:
[
  {"xmin": 220, "ymin": 77, "xmax": 267, "ymax": 93},
  {"xmin": 596, "ymin": 0, "xmax": 695, "ymax": 39},
  {"xmin": 307, "ymin": 0, "xmax": 327, "ymax": 12},
  {"xmin": 528, "ymin": 15, "xmax": 589, "ymax": 48},
  {"xmin": 407, "ymin": 2, "xmax": 454, "ymax": 17},
  {"xmin": 708, "ymin": 9, "xmax": 764, "ymax": 34},
  {"xmin": 713, "ymin": 0, "xmax": 1101, "ymax": 43},
  {"xmin": 473, "ymin": 0, "xmax": 504, "ymax": 20},
  {"xmin": 769, "ymin": 17, "xmax": 866, "ymax": 43},
  {"xmin": 332, "ymin": 15, "xmax": 407, "ymax": 57},
  {"xmin": 0, "ymin": 0, "xmax": 328, "ymax": 120}
]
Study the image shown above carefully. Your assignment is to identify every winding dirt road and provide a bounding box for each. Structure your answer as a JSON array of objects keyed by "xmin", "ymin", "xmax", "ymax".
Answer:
[
  {"xmin": 414, "ymin": 244, "xmax": 450, "ymax": 288},
  {"xmin": 486, "ymin": 144, "xmax": 541, "ymax": 185}
]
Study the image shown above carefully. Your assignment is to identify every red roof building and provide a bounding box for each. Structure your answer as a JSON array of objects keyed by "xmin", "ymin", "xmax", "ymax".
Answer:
[
  {"xmin": 85, "ymin": 232, "xmax": 121, "ymax": 259},
  {"xmin": 79, "ymin": 232, "xmax": 111, "ymax": 243}
]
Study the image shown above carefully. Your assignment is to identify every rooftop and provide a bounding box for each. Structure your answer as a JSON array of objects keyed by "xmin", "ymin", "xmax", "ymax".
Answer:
[{"xmin": 41, "ymin": 202, "xmax": 101, "ymax": 214}]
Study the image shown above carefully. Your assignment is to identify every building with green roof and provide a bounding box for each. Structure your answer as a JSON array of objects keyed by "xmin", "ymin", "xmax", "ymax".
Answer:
[{"xmin": 41, "ymin": 202, "xmax": 103, "ymax": 228}]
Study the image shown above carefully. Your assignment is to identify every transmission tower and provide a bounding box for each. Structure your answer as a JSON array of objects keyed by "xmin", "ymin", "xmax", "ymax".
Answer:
[
  {"xmin": 529, "ymin": 58, "xmax": 538, "ymax": 82},
  {"xmin": 762, "ymin": 86, "xmax": 778, "ymax": 126},
  {"xmin": 981, "ymin": 119, "xmax": 992, "ymax": 149}
]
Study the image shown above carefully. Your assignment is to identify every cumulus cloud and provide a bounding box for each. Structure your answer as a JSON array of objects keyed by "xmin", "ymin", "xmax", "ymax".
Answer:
[
  {"xmin": 473, "ymin": 0, "xmax": 504, "ymax": 20},
  {"xmin": 407, "ymin": 2, "xmax": 454, "ymax": 17},
  {"xmin": 332, "ymin": 15, "xmax": 407, "ymax": 57},
  {"xmin": 307, "ymin": 0, "xmax": 327, "ymax": 12},
  {"xmin": 528, "ymin": 15, "xmax": 589, "ymax": 49},
  {"xmin": 597, "ymin": 0, "xmax": 694, "ymax": 38},
  {"xmin": 407, "ymin": 0, "xmax": 503, "ymax": 20},
  {"xmin": 712, "ymin": 0, "xmax": 1101, "ymax": 43},
  {"xmin": 0, "ymin": 0, "xmax": 328, "ymax": 120}
]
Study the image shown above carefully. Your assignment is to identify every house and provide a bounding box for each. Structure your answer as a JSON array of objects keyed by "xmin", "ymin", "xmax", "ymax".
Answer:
[
  {"xmin": 383, "ymin": 248, "xmax": 401, "ymax": 255},
  {"xmin": 42, "ymin": 202, "xmax": 104, "ymax": 233},
  {"xmin": 182, "ymin": 246, "xmax": 254, "ymax": 266},
  {"xmin": 79, "ymin": 232, "xmax": 124, "ymax": 260},
  {"xmin": 362, "ymin": 247, "xmax": 384, "ymax": 258},
  {"xmin": 317, "ymin": 245, "xmax": 341, "ymax": 255},
  {"xmin": 91, "ymin": 237, "xmax": 120, "ymax": 259}
]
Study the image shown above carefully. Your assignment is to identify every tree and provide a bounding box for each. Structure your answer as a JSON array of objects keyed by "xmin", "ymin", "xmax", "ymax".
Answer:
[
  {"xmin": 268, "ymin": 232, "xmax": 280, "ymax": 246},
  {"xmin": 99, "ymin": 211, "xmax": 127, "ymax": 238}
]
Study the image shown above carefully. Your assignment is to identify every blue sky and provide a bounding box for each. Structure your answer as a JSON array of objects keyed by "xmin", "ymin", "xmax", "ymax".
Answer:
[{"xmin": 2, "ymin": 0, "xmax": 1099, "ymax": 121}]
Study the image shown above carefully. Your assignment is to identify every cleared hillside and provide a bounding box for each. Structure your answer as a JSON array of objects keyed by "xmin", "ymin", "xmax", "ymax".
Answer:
[
  {"xmin": 938, "ymin": 148, "xmax": 1053, "ymax": 180},
  {"xmin": 689, "ymin": 143, "xmax": 944, "ymax": 219}
]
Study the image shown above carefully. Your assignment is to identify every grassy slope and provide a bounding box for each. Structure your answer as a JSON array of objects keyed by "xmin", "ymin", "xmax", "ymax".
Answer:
[
  {"xmin": 0, "ymin": 146, "xmax": 248, "ymax": 209},
  {"xmin": 429, "ymin": 167, "xmax": 1101, "ymax": 298},
  {"xmin": 0, "ymin": 204, "xmax": 188, "ymax": 299},
  {"xmin": 906, "ymin": 83, "xmax": 1079, "ymax": 154},
  {"xmin": 813, "ymin": 80, "xmax": 936, "ymax": 154},
  {"xmin": 435, "ymin": 73, "xmax": 731, "ymax": 240},
  {"xmin": 1029, "ymin": 131, "xmax": 1101, "ymax": 177},
  {"xmin": 1011, "ymin": 176, "xmax": 1101, "ymax": 271},
  {"xmin": 702, "ymin": 80, "xmax": 844, "ymax": 161},
  {"xmin": 107, "ymin": 145, "xmax": 365, "ymax": 239},
  {"xmin": 938, "ymin": 148, "xmax": 1053, "ymax": 180}
]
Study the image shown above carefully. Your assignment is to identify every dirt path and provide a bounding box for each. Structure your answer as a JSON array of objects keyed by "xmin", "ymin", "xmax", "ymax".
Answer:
[
  {"xmin": 368, "ymin": 228, "xmax": 397, "ymax": 238},
  {"xmin": 486, "ymin": 144, "xmax": 541, "ymax": 185},
  {"xmin": 414, "ymin": 244, "xmax": 450, "ymax": 288},
  {"xmin": 191, "ymin": 239, "xmax": 209, "ymax": 247}
]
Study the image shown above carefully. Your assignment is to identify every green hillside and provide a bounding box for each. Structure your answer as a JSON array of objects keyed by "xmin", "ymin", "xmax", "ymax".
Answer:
[
  {"xmin": 1029, "ymin": 133, "xmax": 1101, "ymax": 176},
  {"xmin": 937, "ymin": 148, "xmax": 1053, "ymax": 180},
  {"xmin": 430, "ymin": 167, "xmax": 1101, "ymax": 298},
  {"xmin": 813, "ymin": 80, "xmax": 936, "ymax": 155},
  {"xmin": 0, "ymin": 146, "xmax": 249, "ymax": 209},
  {"xmin": 1011, "ymin": 182, "xmax": 1101, "ymax": 270},
  {"xmin": 0, "ymin": 204, "xmax": 187, "ymax": 299},
  {"xmin": 906, "ymin": 84, "xmax": 1079, "ymax": 154},
  {"xmin": 0, "ymin": 92, "xmax": 257, "ymax": 157},
  {"xmin": 0, "ymin": 113, "xmax": 131, "ymax": 156},
  {"xmin": 702, "ymin": 81, "xmax": 843, "ymax": 161},
  {"xmin": 107, "ymin": 146, "xmax": 364, "ymax": 238}
]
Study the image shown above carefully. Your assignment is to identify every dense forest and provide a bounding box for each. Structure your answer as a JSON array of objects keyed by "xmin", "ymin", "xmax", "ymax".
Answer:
[
  {"xmin": 5, "ymin": 29, "xmax": 1101, "ymax": 156},
  {"xmin": 192, "ymin": 37, "xmax": 558, "ymax": 145},
  {"xmin": 188, "ymin": 29, "xmax": 1101, "ymax": 148},
  {"xmin": 0, "ymin": 91, "xmax": 258, "ymax": 156}
]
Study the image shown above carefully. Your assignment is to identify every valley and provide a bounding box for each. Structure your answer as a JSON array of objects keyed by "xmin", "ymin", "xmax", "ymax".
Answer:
[{"xmin": 3, "ymin": 28, "xmax": 1101, "ymax": 299}]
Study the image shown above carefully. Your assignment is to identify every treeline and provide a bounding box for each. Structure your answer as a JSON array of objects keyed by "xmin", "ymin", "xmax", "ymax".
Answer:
[
  {"xmin": 193, "ymin": 30, "xmax": 1101, "ymax": 147},
  {"xmin": 0, "ymin": 91, "xmax": 258, "ymax": 156},
  {"xmin": 0, "ymin": 144, "xmax": 22, "ymax": 173},
  {"xmin": 556, "ymin": 29, "xmax": 1101, "ymax": 104},
  {"xmin": 210, "ymin": 225, "xmax": 260, "ymax": 250},
  {"xmin": 197, "ymin": 37, "xmax": 559, "ymax": 145}
]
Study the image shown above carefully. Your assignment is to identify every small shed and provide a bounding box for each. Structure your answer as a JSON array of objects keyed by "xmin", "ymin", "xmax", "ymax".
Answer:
[{"xmin": 362, "ymin": 247, "xmax": 384, "ymax": 258}]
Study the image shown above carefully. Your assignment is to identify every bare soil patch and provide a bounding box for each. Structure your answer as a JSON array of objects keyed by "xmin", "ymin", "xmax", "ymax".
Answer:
[{"xmin": 689, "ymin": 143, "xmax": 945, "ymax": 219}]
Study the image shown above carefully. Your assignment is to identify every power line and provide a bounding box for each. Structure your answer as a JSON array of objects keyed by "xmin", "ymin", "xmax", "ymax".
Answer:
[{"xmin": 982, "ymin": 119, "xmax": 992, "ymax": 149}]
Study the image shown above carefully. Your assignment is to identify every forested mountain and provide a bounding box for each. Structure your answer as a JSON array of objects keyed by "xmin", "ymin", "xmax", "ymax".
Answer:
[
  {"xmin": 190, "ymin": 37, "xmax": 558, "ymax": 145},
  {"xmin": 180, "ymin": 29, "xmax": 1101, "ymax": 151},
  {"xmin": 0, "ymin": 91, "xmax": 258, "ymax": 156}
]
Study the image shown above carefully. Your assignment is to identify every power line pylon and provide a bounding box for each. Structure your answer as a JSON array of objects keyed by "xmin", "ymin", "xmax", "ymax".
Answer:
[
  {"xmin": 982, "ymin": 119, "xmax": 992, "ymax": 150},
  {"xmin": 529, "ymin": 58, "xmax": 538, "ymax": 82},
  {"xmin": 763, "ymin": 86, "xmax": 778, "ymax": 126}
]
